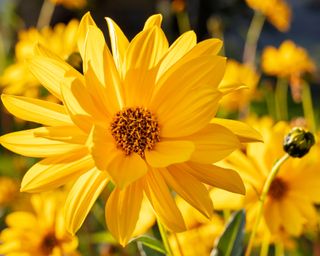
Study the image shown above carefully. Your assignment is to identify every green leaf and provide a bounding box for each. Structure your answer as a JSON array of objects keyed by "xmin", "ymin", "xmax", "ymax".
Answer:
[
  {"xmin": 131, "ymin": 235, "xmax": 166, "ymax": 255},
  {"xmin": 211, "ymin": 209, "xmax": 246, "ymax": 256}
]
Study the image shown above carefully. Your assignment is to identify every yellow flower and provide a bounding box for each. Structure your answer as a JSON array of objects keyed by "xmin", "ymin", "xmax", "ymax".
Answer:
[
  {"xmin": 50, "ymin": 0, "xmax": 86, "ymax": 9},
  {"xmin": 262, "ymin": 40, "xmax": 316, "ymax": 78},
  {"xmin": 169, "ymin": 197, "xmax": 224, "ymax": 256},
  {"xmin": 0, "ymin": 13, "xmax": 262, "ymax": 246},
  {"xmin": 245, "ymin": 0, "xmax": 291, "ymax": 31},
  {"xmin": 1, "ymin": 20, "xmax": 79, "ymax": 98},
  {"xmin": 218, "ymin": 59, "xmax": 259, "ymax": 111},
  {"xmin": 0, "ymin": 176, "xmax": 19, "ymax": 207},
  {"xmin": 213, "ymin": 118, "xmax": 320, "ymax": 237},
  {"xmin": 0, "ymin": 192, "xmax": 79, "ymax": 256}
]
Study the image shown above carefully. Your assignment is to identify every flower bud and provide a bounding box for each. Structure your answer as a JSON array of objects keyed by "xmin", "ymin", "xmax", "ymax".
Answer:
[{"xmin": 283, "ymin": 127, "xmax": 315, "ymax": 158}]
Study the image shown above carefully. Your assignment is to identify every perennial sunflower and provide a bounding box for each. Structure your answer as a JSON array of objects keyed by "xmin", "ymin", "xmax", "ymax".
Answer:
[
  {"xmin": 0, "ymin": 13, "xmax": 262, "ymax": 245},
  {"xmin": 1, "ymin": 20, "xmax": 79, "ymax": 98},
  {"xmin": 0, "ymin": 192, "xmax": 79, "ymax": 256},
  {"xmin": 212, "ymin": 118, "xmax": 320, "ymax": 238}
]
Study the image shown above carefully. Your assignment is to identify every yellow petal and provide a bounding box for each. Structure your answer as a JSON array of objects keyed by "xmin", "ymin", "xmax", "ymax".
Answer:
[
  {"xmin": 107, "ymin": 152, "xmax": 148, "ymax": 189},
  {"xmin": 143, "ymin": 14, "xmax": 163, "ymax": 30},
  {"xmin": 28, "ymin": 56, "xmax": 79, "ymax": 99},
  {"xmin": 64, "ymin": 168, "xmax": 109, "ymax": 234},
  {"xmin": 264, "ymin": 199, "xmax": 281, "ymax": 234},
  {"xmin": 5, "ymin": 212, "xmax": 37, "ymax": 229},
  {"xmin": 0, "ymin": 128, "xmax": 85, "ymax": 158},
  {"xmin": 124, "ymin": 26, "xmax": 168, "ymax": 106},
  {"xmin": 21, "ymin": 150, "xmax": 93, "ymax": 193},
  {"xmin": 145, "ymin": 141, "xmax": 194, "ymax": 168},
  {"xmin": 157, "ymin": 31, "xmax": 196, "ymax": 80},
  {"xmin": 144, "ymin": 169, "xmax": 186, "ymax": 232},
  {"xmin": 211, "ymin": 118, "xmax": 263, "ymax": 142},
  {"xmin": 77, "ymin": 12, "xmax": 97, "ymax": 58},
  {"xmin": 105, "ymin": 17, "xmax": 129, "ymax": 74},
  {"xmin": 133, "ymin": 197, "xmax": 156, "ymax": 236},
  {"xmin": 165, "ymin": 165, "xmax": 213, "ymax": 218},
  {"xmin": 34, "ymin": 43, "xmax": 65, "ymax": 61},
  {"xmin": 33, "ymin": 126, "xmax": 87, "ymax": 144},
  {"xmin": 90, "ymin": 125, "xmax": 117, "ymax": 171},
  {"xmin": 1, "ymin": 94, "xmax": 72, "ymax": 126},
  {"xmin": 186, "ymin": 162, "xmax": 246, "ymax": 194},
  {"xmin": 61, "ymin": 76, "xmax": 103, "ymax": 132},
  {"xmin": 185, "ymin": 123, "xmax": 240, "ymax": 164},
  {"xmin": 209, "ymin": 188, "xmax": 244, "ymax": 210},
  {"xmin": 106, "ymin": 181, "xmax": 143, "ymax": 246}
]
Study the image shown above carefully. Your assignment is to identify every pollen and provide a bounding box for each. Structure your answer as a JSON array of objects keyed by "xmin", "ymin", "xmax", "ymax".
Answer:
[
  {"xmin": 110, "ymin": 107, "xmax": 160, "ymax": 157},
  {"xmin": 268, "ymin": 177, "xmax": 288, "ymax": 200}
]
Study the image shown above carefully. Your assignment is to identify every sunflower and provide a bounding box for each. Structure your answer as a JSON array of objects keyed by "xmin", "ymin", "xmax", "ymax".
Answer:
[
  {"xmin": 0, "ymin": 13, "xmax": 262, "ymax": 245},
  {"xmin": 0, "ymin": 192, "xmax": 79, "ymax": 256},
  {"xmin": 218, "ymin": 59, "xmax": 259, "ymax": 112},
  {"xmin": 245, "ymin": 0, "xmax": 291, "ymax": 32},
  {"xmin": 212, "ymin": 118, "xmax": 320, "ymax": 238},
  {"xmin": 1, "ymin": 19, "xmax": 79, "ymax": 98}
]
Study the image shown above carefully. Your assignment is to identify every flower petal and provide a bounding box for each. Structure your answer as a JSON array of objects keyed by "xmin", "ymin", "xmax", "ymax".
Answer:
[
  {"xmin": 145, "ymin": 141, "xmax": 194, "ymax": 168},
  {"xmin": 105, "ymin": 17, "xmax": 129, "ymax": 74},
  {"xmin": 165, "ymin": 165, "xmax": 213, "ymax": 218},
  {"xmin": 21, "ymin": 150, "xmax": 93, "ymax": 193},
  {"xmin": 107, "ymin": 152, "xmax": 148, "ymax": 189},
  {"xmin": 106, "ymin": 181, "xmax": 143, "ymax": 246},
  {"xmin": 143, "ymin": 14, "xmax": 163, "ymax": 30},
  {"xmin": 64, "ymin": 168, "xmax": 109, "ymax": 234},
  {"xmin": 151, "ymin": 55, "xmax": 225, "ymax": 137},
  {"xmin": 211, "ymin": 118, "xmax": 263, "ymax": 142},
  {"xmin": 185, "ymin": 123, "xmax": 240, "ymax": 164},
  {"xmin": 1, "ymin": 94, "xmax": 72, "ymax": 126},
  {"xmin": 157, "ymin": 31, "xmax": 196, "ymax": 80},
  {"xmin": 28, "ymin": 56, "xmax": 79, "ymax": 100},
  {"xmin": 77, "ymin": 12, "xmax": 96, "ymax": 58},
  {"xmin": 0, "ymin": 128, "xmax": 85, "ymax": 158},
  {"xmin": 124, "ymin": 26, "xmax": 168, "ymax": 106},
  {"xmin": 186, "ymin": 162, "xmax": 245, "ymax": 194},
  {"xmin": 144, "ymin": 169, "xmax": 186, "ymax": 232},
  {"xmin": 5, "ymin": 212, "xmax": 37, "ymax": 229}
]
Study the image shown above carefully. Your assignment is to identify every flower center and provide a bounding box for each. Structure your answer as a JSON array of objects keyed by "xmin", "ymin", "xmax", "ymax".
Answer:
[
  {"xmin": 41, "ymin": 232, "xmax": 59, "ymax": 255},
  {"xmin": 268, "ymin": 177, "xmax": 288, "ymax": 200},
  {"xmin": 110, "ymin": 107, "xmax": 160, "ymax": 157}
]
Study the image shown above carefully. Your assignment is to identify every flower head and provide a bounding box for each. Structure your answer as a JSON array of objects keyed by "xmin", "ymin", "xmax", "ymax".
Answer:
[
  {"xmin": 0, "ymin": 192, "xmax": 79, "ymax": 256},
  {"xmin": 1, "ymin": 20, "xmax": 79, "ymax": 98},
  {"xmin": 245, "ymin": 0, "xmax": 291, "ymax": 31},
  {"xmin": 0, "ymin": 13, "xmax": 262, "ymax": 245},
  {"xmin": 213, "ymin": 119, "xmax": 320, "ymax": 237}
]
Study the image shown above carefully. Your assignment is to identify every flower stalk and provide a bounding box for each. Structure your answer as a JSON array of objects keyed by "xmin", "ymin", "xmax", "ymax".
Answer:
[
  {"xmin": 243, "ymin": 11, "xmax": 265, "ymax": 67},
  {"xmin": 302, "ymin": 80, "xmax": 316, "ymax": 133},
  {"xmin": 157, "ymin": 219, "xmax": 173, "ymax": 256},
  {"xmin": 275, "ymin": 77, "xmax": 288, "ymax": 121},
  {"xmin": 37, "ymin": 0, "xmax": 56, "ymax": 28},
  {"xmin": 245, "ymin": 153, "xmax": 290, "ymax": 256}
]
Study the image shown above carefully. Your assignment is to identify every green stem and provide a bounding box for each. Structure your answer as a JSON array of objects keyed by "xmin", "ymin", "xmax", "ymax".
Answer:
[
  {"xmin": 245, "ymin": 154, "xmax": 290, "ymax": 256},
  {"xmin": 302, "ymin": 80, "xmax": 316, "ymax": 133},
  {"xmin": 243, "ymin": 11, "xmax": 265, "ymax": 67},
  {"xmin": 275, "ymin": 242, "xmax": 285, "ymax": 256},
  {"xmin": 157, "ymin": 219, "xmax": 173, "ymax": 256},
  {"xmin": 259, "ymin": 233, "xmax": 270, "ymax": 256},
  {"xmin": 176, "ymin": 11, "xmax": 191, "ymax": 34},
  {"xmin": 275, "ymin": 77, "xmax": 288, "ymax": 121},
  {"xmin": 37, "ymin": 0, "xmax": 56, "ymax": 28}
]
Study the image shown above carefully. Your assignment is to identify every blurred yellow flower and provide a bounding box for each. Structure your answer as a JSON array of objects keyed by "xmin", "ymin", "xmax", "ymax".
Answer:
[
  {"xmin": 262, "ymin": 40, "xmax": 316, "ymax": 78},
  {"xmin": 50, "ymin": 0, "xmax": 86, "ymax": 9},
  {"xmin": 169, "ymin": 197, "xmax": 224, "ymax": 256},
  {"xmin": 0, "ymin": 176, "xmax": 19, "ymax": 207},
  {"xmin": 1, "ymin": 19, "xmax": 79, "ymax": 98},
  {"xmin": 218, "ymin": 59, "xmax": 259, "ymax": 111},
  {"xmin": 213, "ymin": 119, "xmax": 320, "ymax": 237},
  {"xmin": 0, "ymin": 13, "xmax": 262, "ymax": 246},
  {"xmin": 0, "ymin": 192, "xmax": 79, "ymax": 256},
  {"xmin": 245, "ymin": 0, "xmax": 291, "ymax": 31}
]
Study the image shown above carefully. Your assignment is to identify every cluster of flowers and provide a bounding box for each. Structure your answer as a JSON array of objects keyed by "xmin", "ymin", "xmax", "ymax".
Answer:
[{"xmin": 0, "ymin": 0, "xmax": 319, "ymax": 255}]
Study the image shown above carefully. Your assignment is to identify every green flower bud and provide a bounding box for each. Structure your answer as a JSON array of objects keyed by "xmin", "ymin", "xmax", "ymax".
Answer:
[{"xmin": 283, "ymin": 127, "xmax": 315, "ymax": 158}]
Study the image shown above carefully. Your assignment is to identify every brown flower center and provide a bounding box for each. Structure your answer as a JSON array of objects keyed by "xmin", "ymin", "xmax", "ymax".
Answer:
[
  {"xmin": 110, "ymin": 107, "xmax": 160, "ymax": 157},
  {"xmin": 41, "ymin": 232, "xmax": 59, "ymax": 255},
  {"xmin": 268, "ymin": 177, "xmax": 288, "ymax": 200}
]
